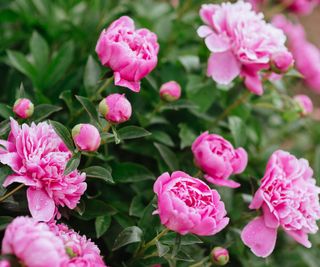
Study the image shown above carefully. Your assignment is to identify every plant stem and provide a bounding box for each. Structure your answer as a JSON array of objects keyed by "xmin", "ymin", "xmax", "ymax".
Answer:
[
  {"xmin": 189, "ymin": 256, "xmax": 209, "ymax": 267},
  {"xmin": 0, "ymin": 184, "xmax": 24, "ymax": 202},
  {"xmin": 143, "ymin": 228, "xmax": 170, "ymax": 251},
  {"xmin": 211, "ymin": 90, "xmax": 251, "ymax": 130},
  {"xmin": 92, "ymin": 77, "xmax": 113, "ymax": 101}
]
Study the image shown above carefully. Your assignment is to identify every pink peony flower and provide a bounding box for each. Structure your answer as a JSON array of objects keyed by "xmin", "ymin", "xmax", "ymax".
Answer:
[
  {"xmin": 153, "ymin": 171, "xmax": 229, "ymax": 236},
  {"xmin": 1, "ymin": 217, "xmax": 68, "ymax": 267},
  {"xmin": 273, "ymin": 15, "xmax": 320, "ymax": 93},
  {"xmin": 281, "ymin": 0, "xmax": 319, "ymax": 15},
  {"xmin": 0, "ymin": 119, "xmax": 87, "ymax": 222},
  {"xmin": 0, "ymin": 260, "xmax": 10, "ymax": 267},
  {"xmin": 99, "ymin": 93, "xmax": 132, "ymax": 124},
  {"xmin": 192, "ymin": 132, "xmax": 248, "ymax": 188},
  {"xmin": 197, "ymin": 1, "xmax": 292, "ymax": 95},
  {"xmin": 49, "ymin": 222, "xmax": 106, "ymax": 267},
  {"xmin": 294, "ymin": 94, "xmax": 313, "ymax": 116},
  {"xmin": 159, "ymin": 81, "xmax": 181, "ymax": 102},
  {"xmin": 241, "ymin": 150, "xmax": 320, "ymax": 257},
  {"xmin": 72, "ymin": 124, "xmax": 101, "ymax": 152},
  {"xmin": 211, "ymin": 247, "xmax": 229, "ymax": 266},
  {"xmin": 13, "ymin": 98, "xmax": 34, "ymax": 119},
  {"xmin": 95, "ymin": 16, "xmax": 159, "ymax": 92}
]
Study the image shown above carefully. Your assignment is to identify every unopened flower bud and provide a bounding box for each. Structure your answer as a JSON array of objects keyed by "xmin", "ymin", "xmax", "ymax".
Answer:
[
  {"xmin": 99, "ymin": 93, "xmax": 132, "ymax": 124},
  {"xmin": 13, "ymin": 98, "xmax": 34, "ymax": 119},
  {"xmin": 159, "ymin": 81, "xmax": 181, "ymax": 102},
  {"xmin": 294, "ymin": 94, "xmax": 313, "ymax": 116},
  {"xmin": 271, "ymin": 51, "xmax": 294, "ymax": 73},
  {"xmin": 72, "ymin": 124, "xmax": 101, "ymax": 152},
  {"xmin": 211, "ymin": 247, "xmax": 229, "ymax": 266}
]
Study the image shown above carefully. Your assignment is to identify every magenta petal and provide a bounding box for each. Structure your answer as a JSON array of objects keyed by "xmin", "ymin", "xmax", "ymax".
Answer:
[
  {"xmin": 27, "ymin": 188, "xmax": 55, "ymax": 222},
  {"xmin": 243, "ymin": 72, "xmax": 263, "ymax": 95},
  {"xmin": 207, "ymin": 51, "xmax": 240, "ymax": 85},
  {"xmin": 205, "ymin": 175, "xmax": 240, "ymax": 188},
  {"xmin": 114, "ymin": 72, "xmax": 140, "ymax": 92},
  {"xmin": 249, "ymin": 189, "xmax": 264, "ymax": 209},
  {"xmin": 205, "ymin": 32, "xmax": 230, "ymax": 53},
  {"xmin": 3, "ymin": 175, "xmax": 37, "ymax": 187},
  {"xmin": 241, "ymin": 216, "xmax": 278, "ymax": 258},
  {"xmin": 262, "ymin": 203, "xmax": 280, "ymax": 228},
  {"xmin": 284, "ymin": 229, "xmax": 312, "ymax": 248}
]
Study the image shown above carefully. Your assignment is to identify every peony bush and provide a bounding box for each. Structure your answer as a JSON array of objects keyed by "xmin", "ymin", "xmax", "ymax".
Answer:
[{"xmin": 0, "ymin": 0, "xmax": 320, "ymax": 266}]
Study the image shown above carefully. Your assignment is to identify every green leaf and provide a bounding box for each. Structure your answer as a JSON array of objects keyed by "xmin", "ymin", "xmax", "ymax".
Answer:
[
  {"xmin": 64, "ymin": 153, "xmax": 81, "ymax": 175},
  {"xmin": 162, "ymin": 233, "xmax": 203, "ymax": 246},
  {"xmin": 118, "ymin": 126, "xmax": 151, "ymax": 141},
  {"xmin": 0, "ymin": 103, "xmax": 14, "ymax": 119},
  {"xmin": 112, "ymin": 162, "xmax": 155, "ymax": 183},
  {"xmin": 81, "ymin": 199, "xmax": 116, "ymax": 220},
  {"xmin": 17, "ymin": 83, "xmax": 27, "ymax": 99},
  {"xmin": 82, "ymin": 166, "xmax": 114, "ymax": 184},
  {"xmin": 75, "ymin": 95, "xmax": 99, "ymax": 125},
  {"xmin": 111, "ymin": 125, "xmax": 121, "ymax": 144},
  {"xmin": 59, "ymin": 90, "xmax": 74, "ymax": 113},
  {"xmin": 7, "ymin": 50, "xmax": 37, "ymax": 81},
  {"xmin": 178, "ymin": 123, "xmax": 197, "ymax": 149},
  {"xmin": 112, "ymin": 226, "xmax": 143, "ymax": 251},
  {"xmin": 156, "ymin": 241, "xmax": 170, "ymax": 257},
  {"xmin": 74, "ymin": 199, "xmax": 85, "ymax": 216},
  {"xmin": 314, "ymin": 145, "xmax": 320, "ymax": 184},
  {"xmin": 151, "ymin": 130, "xmax": 174, "ymax": 147},
  {"xmin": 84, "ymin": 56, "xmax": 101, "ymax": 95},
  {"xmin": 95, "ymin": 215, "xmax": 111, "ymax": 238},
  {"xmin": 129, "ymin": 195, "xmax": 146, "ymax": 218},
  {"xmin": 49, "ymin": 120, "xmax": 74, "ymax": 151},
  {"xmin": 154, "ymin": 142, "xmax": 179, "ymax": 171},
  {"xmin": 160, "ymin": 100, "xmax": 197, "ymax": 111},
  {"xmin": 33, "ymin": 104, "xmax": 62, "ymax": 122},
  {"xmin": 29, "ymin": 31, "xmax": 49, "ymax": 71},
  {"xmin": 0, "ymin": 216, "xmax": 13, "ymax": 231},
  {"xmin": 228, "ymin": 116, "xmax": 246, "ymax": 147},
  {"xmin": 179, "ymin": 55, "xmax": 200, "ymax": 72}
]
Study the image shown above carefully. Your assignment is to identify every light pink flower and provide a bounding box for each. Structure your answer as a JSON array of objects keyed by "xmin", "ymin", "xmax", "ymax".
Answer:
[
  {"xmin": 99, "ymin": 93, "xmax": 132, "ymax": 124},
  {"xmin": 211, "ymin": 247, "xmax": 229, "ymax": 266},
  {"xmin": 153, "ymin": 171, "xmax": 229, "ymax": 236},
  {"xmin": 192, "ymin": 132, "xmax": 247, "ymax": 188},
  {"xmin": 0, "ymin": 260, "xmax": 10, "ymax": 267},
  {"xmin": 198, "ymin": 1, "xmax": 292, "ymax": 95},
  {"xmin": 294, "ymin": 95, "xmax": 313, "ymax": 116},
  {"xmin": 0, "ymin": 119, "xmax": 87, "ymax": 222},
  {"xmin": 49, "ymin": 223, "xmax": 106, "ymax": 267},
  {"xmin": 13, "ymin": 98, "xmax": 34, "ymax": 119},
  {"xmin": 241, "ymin": 150, "xmax": 320, "ymax": 257},
  {"xmin": 281, "ymin": 0, "xmax": 319, "ymax": 15},
  {"xmin": 1, "ymin": 217, "xmax": 68, "ymax": 267},
  {"xmin": 273, "ymin": 15, "xmax": 320, "ymax": 93},
  {"xmin": 95, "ymin": 16, "xmax": 159, "ymax": 92},
  {"xmin": 72, "ymin": 124, "xmax": 101, "ymax": 152},
  {"xmin": 159, "ymin": 81, "xmax": 181, "ymax": 102}
]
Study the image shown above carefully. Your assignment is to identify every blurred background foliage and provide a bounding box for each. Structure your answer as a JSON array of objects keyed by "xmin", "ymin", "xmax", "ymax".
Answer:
[{"xmin": 0, "ymin": 0, "xmax": 320, "ymax": 266}]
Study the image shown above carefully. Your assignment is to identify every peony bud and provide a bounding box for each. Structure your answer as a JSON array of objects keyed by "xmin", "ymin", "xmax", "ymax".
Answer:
[
  {"xmin": 211, "ymin": 247, "xmax": 229, "ymax": 266},
  {"xmin": 13, "ymin": 98, "xmax": 34, "ymax": 119},
  {"xmin": 99, "ymin": 93, "xmax": 132, "ymax": 124},
  {"xmin": 72, "ymin": 124, "xmax": 101, "ymax": 152},
  {"xmin": 294, "ymin": 94, "xmax": 313, "ymax": 116},
  {"xmin": 271, "ymin": 51, "xmax": 294, "ymax": 73},
  {"xmin": 159, "ymin": 81, "xmax": 181, "ymax": 102}
]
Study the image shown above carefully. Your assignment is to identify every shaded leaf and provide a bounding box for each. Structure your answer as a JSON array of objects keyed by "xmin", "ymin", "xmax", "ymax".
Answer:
[
  {"xmin": 113, "ymin": 162, "xmax": 155, "ymax": 183},
  {"xmin": 83, "ymin": 166, "xmax": 114, "ymax": 184},
  {"xmin": 95, "ymin": 215, "xmax": 111, "ymax": 238},
  {"xmin": 118, "ymin": 126, "xmax": 151, "ymax": 141},
  {"xmin": 154, "ymin": 142, "xmax": 179, "ymax": 171},
  {"xmin": 75, "ymin": 95, "xmax": 99, "ymax": 125},
  {"xmin": 112, "ymin": 226, "xmax": 143, "ymax": 251},
  {"xmin": 84, "ymin": 55, "xmax": 101, "ymax": 94},
  {"xmin": 64, "ymin": 153, "xmax": 81, "ymax": 175},
  {"xmin": 49, "ymin": 120, "xmax": 74, "ymax": 151},
  {"xmin": 33, "ymin": 104, "xmax": 62, "ymax": 122}
]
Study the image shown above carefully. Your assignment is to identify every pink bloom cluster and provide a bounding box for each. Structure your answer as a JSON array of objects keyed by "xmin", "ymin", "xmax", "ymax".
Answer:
[
  {"xmin": 96, "ymin": 16, "xmax": 159, "ymax": 92},
  {"xmin": 192, "ymin": 132, "xmax": 248, "ymax": 188},
  {"xmin": 49, "ymin": 223, "xmax": 106, "ymax": 267},
  {"xmin": 198, "ymin": 1, "xmax": 293, "ymax": 95},
  {"xmin": 1, "ymin": 217, "xmax": 68, "ymax": 267},
  {"xmin": 273, "ymin": 15, "xmax": 320, "ymax": 93},
  {"xmin": 294, "ymin": 94, "xmax": 313, "ymax": 116},
  {"xmin": 1, "ymin": 217, "xmax": 106, "ymax": 267},
  {"xmin": 241, "ymin": 150, "xmax": 320, "ymax": 257},
  {"xmin": 0, "ymin": 119, "xmax": 86, "ymax": 222},
  {"xmin": 153, "ymin": 171, "xmax": 229, "ymax": 236}
]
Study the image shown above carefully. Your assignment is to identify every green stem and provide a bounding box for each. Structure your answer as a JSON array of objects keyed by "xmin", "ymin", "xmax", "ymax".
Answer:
[
  {"xmin": 91, "ymin": 77, "xmax": 113, "ymax": 101},
  {"xmin": 0, "ymin": 184, "xmax": 24, "ymax": 202},
  {"xmin": 189, "ymin": 257, "xmax": 209, "ymax": 267},
  {"xmin": 211, "ymin": 90, "xmax": 251, "ymax": 130}
]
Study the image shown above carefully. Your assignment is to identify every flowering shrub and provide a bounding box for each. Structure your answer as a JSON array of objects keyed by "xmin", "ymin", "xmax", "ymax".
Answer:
[{"xmin": 0, "ymin": 0, "xmax": 320, "ymax": 266}]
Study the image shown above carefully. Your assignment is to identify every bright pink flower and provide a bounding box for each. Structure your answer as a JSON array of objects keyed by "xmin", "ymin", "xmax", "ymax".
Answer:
[
  {"xmin": 13, "ymin": 98, "xmax": 34, "ymax": 119},
  {"xmin": 72, "ymin": 124, "xmax": 101, "ymax": 152},
  {"xmin": 49, "ymin": 223, "xmax": 106, "ymax": 267},
  {"xmin": 211, "ymin": 247, "xmax": 229, "ymax": 266},
  {"xmin": 153, "ymin": 171, "xmax": 229, "ymax": 236},
  {"xmin": 241, "ymin": 150, "xmax": 320, "ymax": 257},
  {"xmin": 273, "ymin": 15, "xmax": 320, "ymax": 93},
  {"xmin": 192, "ymin": 132, "xmax": 247, "ymax": 188},
  {"xmin": 99, "ymin": 93, "xmax": 132, "ymax": 124},
  {"xmin": 159, "ymin": 81, "xmax": 181, "ymax": 102},
  {"xmin": 198, "ymin": 1, "xmax": 292, "ymax": 95},
  {"xmin": 0, "ymin": 119, "xmax": 87, "ymax": 222},
  {"xmin": 0, "ymin": 260, "xmax": 10, "ymax": 267},
  {"xmin": 95, "ymin": 16, "xmax": 159, "ymax": 92},
  {"xmin": 294, "ymin": 95, "xmax": 313, "ymax": 116},
  {"xmin": 1, "ymin": 217, "xmax": 68, "ymax": 267},
  {"xmin": 281, "ymin": 0, "xmax": 319, "ymax": 15}
]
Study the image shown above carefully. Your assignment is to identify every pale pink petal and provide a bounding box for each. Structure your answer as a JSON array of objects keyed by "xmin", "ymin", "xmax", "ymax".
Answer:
[
  {"xmin": 205, "ymin": 175, "xmax": 240, "ymax": 188},
  {"xmin": 27, "ymin": 188, "xmax": 55, "ymax": 222},
  {"xmin": 205, "ymin": 32, "xmax": 230, "ymax": 53},
  {"xmin": 284, "ymin": 229, "xmax": 312, "ymax": 248},
  {"xmin": 249, "ymin": 189, "xmax": 264, "ymax": 209},
  {"xmin": 3, "ymin": 175, "xmax": 37, "ymax": 187},
  {"xmin": 207, "ymin": 51, "xmax": 241, "ymax": 85},
  {"xmin": 243, "ymin": 72, "xmax": 263, "ymax": 95},
  {"xmin": 197, "ymin": 25, "xmax": 213, "ymax": 38},
  {"xmin": 241, "ymin": 216, "xmax": 278, "ymax": 258},
  {"xmin": 262, "ymin": 203, "xmax": 280, "ymax": 228},
  {"xmin": 114, "ymin": 72, "xmax": 140, "ymax": 92}
]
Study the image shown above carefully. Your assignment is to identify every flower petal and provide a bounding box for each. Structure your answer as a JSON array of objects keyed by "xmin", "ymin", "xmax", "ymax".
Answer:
[{"xmin": 284, "ymin": 229, "xmax": 312, "ymax": 248}]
